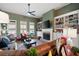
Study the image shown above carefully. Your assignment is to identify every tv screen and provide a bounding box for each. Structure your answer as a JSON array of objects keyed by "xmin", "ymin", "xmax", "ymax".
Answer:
[{"xmin": 43, "ymin": 20, "xmax": 51, "ymax": 28}]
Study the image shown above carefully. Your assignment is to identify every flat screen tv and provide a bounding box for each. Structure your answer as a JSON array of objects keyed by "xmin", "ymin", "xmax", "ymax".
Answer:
[{"xmin": 43, "ymin": 20, "xmax": 51, "ymax": 28}]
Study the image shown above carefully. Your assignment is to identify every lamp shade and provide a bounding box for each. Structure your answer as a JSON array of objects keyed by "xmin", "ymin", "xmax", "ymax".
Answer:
[{"xmin": 0, "ymin": 11, "xmax": 9, "ymax": 23}]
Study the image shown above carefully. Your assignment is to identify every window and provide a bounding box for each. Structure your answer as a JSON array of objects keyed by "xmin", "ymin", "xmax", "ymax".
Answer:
[
  {"xmin": 7, "ymin": 20, "xmax": 17, "ymax": 36},
  {"xmin": 29, "ymin": 22, "xmax": 35, "ymax": 35},
  {"xmin": 20, "ymin": 21, "xmax": 27, "ymax": 33}
]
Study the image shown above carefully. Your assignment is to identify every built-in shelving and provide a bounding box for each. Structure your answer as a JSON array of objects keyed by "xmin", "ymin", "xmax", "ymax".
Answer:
[
  {"xmin": 54, "ymin": 10, "xmax": 79, "ymax": 40},
  {"xmin": 37, "ymin": 22, "xmax": 42, "ymax": 31},
  {"xmin": 55, "ymin": 17, "xmax": 64, "ymax": 29},
  {"xmin": 37, "ymin": 22, "xmax": 42, "ymax": 37},
  {"xmin": 54, "ymin": 10, "xmax": 79, "ymax": 34}
]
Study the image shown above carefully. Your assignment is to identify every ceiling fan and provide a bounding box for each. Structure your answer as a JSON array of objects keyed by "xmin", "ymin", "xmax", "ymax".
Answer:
[{"xmin": 27, "ymin": 3, "xmax": 36, "ymax": 16}]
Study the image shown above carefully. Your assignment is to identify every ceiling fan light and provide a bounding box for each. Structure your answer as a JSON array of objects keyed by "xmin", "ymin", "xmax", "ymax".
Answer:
[{"xmin": 27, "ymin": 13, "xmax": 31, "ymax": 16}]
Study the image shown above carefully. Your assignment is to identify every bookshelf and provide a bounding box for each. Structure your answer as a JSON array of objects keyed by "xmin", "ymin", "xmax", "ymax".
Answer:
[
  {"xmin": 37, "ymin": 22, "xmax": 42, "ymax": 37},
  {"xmin": 37, "ymin": 22, "xmax": 42, "ymax": 31},
  {"xmin": 54, "ymin": 10, "xmax": 79, "ymax": 39}
]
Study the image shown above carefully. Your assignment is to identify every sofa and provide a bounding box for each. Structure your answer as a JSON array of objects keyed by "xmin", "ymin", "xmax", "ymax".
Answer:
[
  {"xmin": 0, "ymin": 35, "xmax": 15, "ymax": 50},
  {"xmin": 0, "ymin": 40, "xmax": 56, "ymax": 56}
]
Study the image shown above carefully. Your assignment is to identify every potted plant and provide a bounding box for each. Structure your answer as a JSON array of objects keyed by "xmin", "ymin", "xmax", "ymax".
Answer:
[
  {"xmin": 25, "ymin": 48, "xmax": 37, "ymax": 56},
  {"xmin": 71, "ymin": 47, "xmax": 79, "ymax": 56}
]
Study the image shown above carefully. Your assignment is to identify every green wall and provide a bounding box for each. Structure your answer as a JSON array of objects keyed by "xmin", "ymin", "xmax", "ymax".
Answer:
[
  {"xmin": 41, "ymin": 9, "xmax": 55, "ymax": 29},
  {"xmin": 55, "ymin": 3, "xmax": 79, "ymax": 16},
  {"xmin": 42, "ymin": 9, "xmax": 55, "ymax": 21},
  {"xmin": 6, "ymin": 12, "xmax": 39, "ymax": 35}
]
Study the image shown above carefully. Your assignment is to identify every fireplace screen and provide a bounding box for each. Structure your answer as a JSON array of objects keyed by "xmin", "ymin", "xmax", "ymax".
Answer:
[{"xmin": 43, "ymin": 33, "xmax": 50, "ymax": 40}]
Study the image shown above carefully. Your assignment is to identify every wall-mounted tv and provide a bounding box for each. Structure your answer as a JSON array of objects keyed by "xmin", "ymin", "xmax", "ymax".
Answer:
[{"xmin": 43, "ymin": 20, "xmax": 51, "ymax": 29}]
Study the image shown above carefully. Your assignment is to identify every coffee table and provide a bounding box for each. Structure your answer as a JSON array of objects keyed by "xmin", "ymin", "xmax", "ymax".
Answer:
[{"xmin": 24, "ymin": 39, "xmax": 37, "ymax": 48}]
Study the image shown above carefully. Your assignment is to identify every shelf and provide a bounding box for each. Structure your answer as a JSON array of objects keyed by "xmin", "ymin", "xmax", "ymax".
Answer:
[{"xmin": 54, "ymin": 10, "xmax": 79, "ymax": 35}]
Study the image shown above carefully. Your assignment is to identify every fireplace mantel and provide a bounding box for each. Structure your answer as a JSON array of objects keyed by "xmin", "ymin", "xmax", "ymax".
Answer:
[{"xmin": 42, "ymin": 29, "xmax": 53, "ymax": 32}]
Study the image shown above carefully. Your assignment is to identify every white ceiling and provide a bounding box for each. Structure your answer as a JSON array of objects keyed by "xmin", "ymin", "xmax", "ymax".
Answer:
[{"xmin": 0, "ymin": 3, "xmax": 69, "ymax": 18}]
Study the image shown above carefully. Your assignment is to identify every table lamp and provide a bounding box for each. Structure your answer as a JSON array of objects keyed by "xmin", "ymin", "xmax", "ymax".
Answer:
[
  {"xmin": 0, "ymin": 11, "xmax": 9, "ymax": 35},
  {"xmin": 0, "ymin": 11, "xmax": 9, "ymax": 23}
]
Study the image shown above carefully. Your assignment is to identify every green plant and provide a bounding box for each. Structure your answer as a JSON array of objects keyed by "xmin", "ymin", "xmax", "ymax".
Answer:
[
  {"xmin": 71, "ymin": 47, "xmax": 79, "ymax": 53},
  {"xmin": 25, "ymin": 48, "xmax": 37, "ymax": 56}
]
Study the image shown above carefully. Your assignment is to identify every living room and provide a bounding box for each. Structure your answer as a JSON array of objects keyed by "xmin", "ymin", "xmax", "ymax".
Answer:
[{"xmin": 0, "ymin": 3, "xmax": 79, "ymax": 56}]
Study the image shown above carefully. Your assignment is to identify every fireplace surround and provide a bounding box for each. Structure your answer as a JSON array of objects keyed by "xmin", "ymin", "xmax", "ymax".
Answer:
[{"xmin": 42, "ymin": 29, "xmax": 53, "ymax": 41}]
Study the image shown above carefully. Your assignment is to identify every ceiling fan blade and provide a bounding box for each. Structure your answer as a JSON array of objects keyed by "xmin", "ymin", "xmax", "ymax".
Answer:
[
  {"xmin": 31, "ymin": 11, "xmax": 36, "ymax": 13},
  {"xmin": 28, "ymin": 11, "xmax": 35, "ymax": 14},
  {"xmin": 27, "ymin": 3, "xmax": 36, "ymax": 16},
  {"xmin": 30, "ymin": 13, "xmax": 35, "ymax": 16}
]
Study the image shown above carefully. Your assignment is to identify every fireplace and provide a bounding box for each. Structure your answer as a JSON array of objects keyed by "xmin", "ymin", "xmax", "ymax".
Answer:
[
  {"xmin": 43, "ymin": 32, "xmax": 50, "ymax": 40},
  {"xmin": 42, "ymin": 29, "xmax": 53, "ymax": 41}
]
